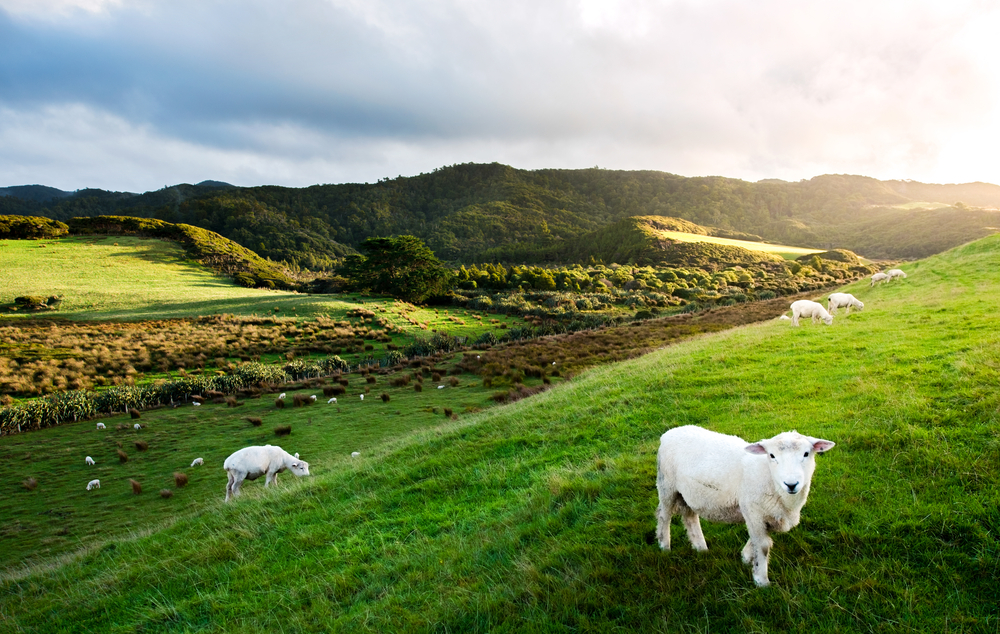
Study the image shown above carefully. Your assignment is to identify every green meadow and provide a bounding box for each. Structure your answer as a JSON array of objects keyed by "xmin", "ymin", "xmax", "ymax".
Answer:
[
  {"xmin": 1, "ymin": 235, "xmax": 999, "ymax": 631},
  {"xmin": 656, "ymin": 230, "xmax": 825, "ymax": 259}
]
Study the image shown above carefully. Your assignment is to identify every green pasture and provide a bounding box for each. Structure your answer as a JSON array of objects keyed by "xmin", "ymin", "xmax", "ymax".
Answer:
[
  {"xmin": 657, "ymin": 229, "xmax": 825, "ymax": 259},
  {"xmin": 0, "ymin": 236, "xmax": 529, "ymax": 332},
  {"xmin": 2, "ymin": 236, "xmax": 999, "ymax": 631}
]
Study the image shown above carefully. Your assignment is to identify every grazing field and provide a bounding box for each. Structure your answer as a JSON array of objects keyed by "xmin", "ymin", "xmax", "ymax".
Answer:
[
  {"xmin": 2, "ymin": 236, "xmax": 999, "ymax": 631},
  {"xmin": 657, "ymin": 229, "xmax": 825, "ymax": 259}
]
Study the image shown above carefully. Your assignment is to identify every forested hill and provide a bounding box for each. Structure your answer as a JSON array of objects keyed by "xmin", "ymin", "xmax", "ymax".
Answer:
[{"xmin": 3, "ymin": 164, "xmax": 1000, "ymax": 268}]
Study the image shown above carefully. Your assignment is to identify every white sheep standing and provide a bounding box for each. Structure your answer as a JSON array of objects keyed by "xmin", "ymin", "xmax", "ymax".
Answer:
[
  {"xmin": 655, "ymin": 425, "xmax": 835, "ymax": 587},
  {"xmin": 351, "ymin": 451, "xmax": 361, "ymax": 458},
  {"xmin": 192, "ymin": 401, "xmax": 201, "ymax": 407},
  {"xmin": 85, "ymin": 456, "xmax": 95, "ymax": 466},
  {"xmin": 360, "ymin": 394, "xmax": 364, "ymax": 401},
  {"xmin": 134, "ymin": 423, "xmax": 141, "ymax": 430},
  {"xmin": 87, "ymin": 479, "xmax": 101, "ymax": 491},
  {"xmin": 886, "ymin": 268, "xmax": 907, "ymax": 281},
  {"xmin": 789, "ymin": 300, "xmax": 833, "ymax": 326},
  {"xmin": 870, "ymin": 272, "xmax": 890, "ymax": 286},
  {"xmin": 328, "ymin": 397, "xmax": 337, "ymax": 404},
  {"xmin": 827, "ymin": 292, "xmax": 864, "ymax": 315},
  {"xmin": 96, "ymin": 422, "xmax": 106, "ymax": 430},
  {"xmin": 309, "ymin": 395, "xmax": 317, "ymax": 402},
  {"xmin": 223, "ymin": 444, "xmax": 310, "ymax": 502},
  {"xmin": 191, "ymin": 457, "xmax": 204, "ymax": 467},
  {"xmin": 278, "ymin": 393, "xmax": 286, "ymax": 400}
]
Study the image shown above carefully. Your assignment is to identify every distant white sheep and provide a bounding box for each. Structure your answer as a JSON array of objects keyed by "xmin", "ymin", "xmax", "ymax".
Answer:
[
  {"xmin": 827, "ymin": 292, "xmax": 864, "ymax": 315},
  {"xmin": 360, "ymin": 394, "xmax": 364, "ymax": 401},
  {"xmin": 351, "ymin": 451, "xmax": 360, "ymax": 458},
  {"xmin": 437, "ymin": 385, "xmax": 445, "ymax": 389},
  {"xmin": 192, "ymin": 402, "xmax": 201, "ymax": 407},
  {"xmin": 96, "ymin": 422, "xmax": 106, "ymax": 430},
  {"xmin": 886, "ymin": 268, "xmax": 907, "ymax": 281},
  {"xmin": 328, "ymin": 397, "xmax": 337, "ymax": 404},
  {"xmin": 655, "ymin": 425, "xmax": 835, "ymax": 587},
  {"xmin": 134, "ymin": 423, "xmax": 141, "ymax": 430},
  {"xmin": 85, "ymin": 456, "xmax": 95, "ymax": 466},
  {"xmin": 191, "ymin": 457, "xmax": 204, "ymax": 467},
  {"xmin": 223, "ymin": 444, "xmax": 310, "ymax": 502},
  {"xmin": 870, "ymin": 272, "xmax": 890, "ymax": 286},
  {"xmin": 789, "ymin": 300, "xmax": 833, "ymax": 326},
  {"xmin": 278, "ymin": 393, "xmax": 286, "ymax": 400},
  {"xmin": 87, "ymin": 479, "xmax": 101, "ymax": 491},
  {"xmin": 309, "ymin": 395, "xmax": 317, "ymax": 402}
]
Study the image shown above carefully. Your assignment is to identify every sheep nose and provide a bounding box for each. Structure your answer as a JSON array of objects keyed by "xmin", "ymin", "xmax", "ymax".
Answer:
[{"xmin": 784, "ymin": 482, "xmax": 800, "ymax": 494}]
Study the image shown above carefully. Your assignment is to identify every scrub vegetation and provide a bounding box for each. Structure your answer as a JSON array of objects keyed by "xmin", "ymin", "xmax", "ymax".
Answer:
[{"xmin": 1, "ymin": 231, "xmax": 998, "ymax": 631}]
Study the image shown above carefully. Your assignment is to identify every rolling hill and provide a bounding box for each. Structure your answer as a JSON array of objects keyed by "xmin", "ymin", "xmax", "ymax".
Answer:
[
  {"xmin": 3, "ymin": 165, "xmax": 1000, "ymax": 268},
  {"xmin": 1, "ymin": 230, "xmax": 997, "ymax": 631}
]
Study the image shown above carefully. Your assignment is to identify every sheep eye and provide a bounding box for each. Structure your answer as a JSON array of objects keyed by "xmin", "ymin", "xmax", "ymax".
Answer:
[
  {"xmin": 768, "ymin": 453, "xmax": 775, "ymax": 459},
  {"xmin": 804, "ymin": 452, "xmax": 810, "ymax": 457}
]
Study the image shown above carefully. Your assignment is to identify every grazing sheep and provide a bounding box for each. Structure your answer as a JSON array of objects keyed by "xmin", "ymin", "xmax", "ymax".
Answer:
[
  {"xmin": 655, "ymin": 425, "xmax": 835, "ymax": 587},
  {"xmin": 85, "ymin": 456, "xmax": 95, "ymax": 466},
  {"xmin": 191, "ymin": 457, "xmax": 204, "ymax": 467},
  {"xmin": 870, "ymin": 272, "xmax": 890, "ymax": 286},
  {"xmin": 96, "ymin": 422, "xmax": 106, "ymax": 430},
  {"xmin": 789, "ymin": 300, "xmax": 833, "ymax": 327},
  {"xmin": 133, "ymin": 423, "xmax": 141, "ymax": 430},
  {"xmin": 309, "ymin": 395, "xmax": 317, "ymax": 402},
  {"xmin": 192, "ymin": 401, "xmax": 201, "ymax": 407},
  {"xmin": 328, "ymin": 397, "xmax": 337, "ymax": 404},
  {"xmin": 86, "ymin": 479, "xmax": 100, "ymax": 491},
  {"xmin": 278, "ymin": 393, "xmax": 286, "ymax": 400},
  {"xmin": 129, "ymin": 479, "xmax": 142, "ymax": 495},
  {"xmin": 827, "ymin": 293, "xmax": 864, "ymax": 315},
  {"xmin": 223, "ymin": 444, "xmax": 310, "ymax": 502},
  {"xmin": 437, "ymin": 385, "xmax": 445, "ymax": 389},
  {"xmin": 351, "ymin": 451, "xmax": 360, "ymax": 458},
  {"xmin": 886, "ymin": 268, "xmax": 907, "ymax": 281},
  {"xmin": 360, "ymin": 394, "xmax": 364, "ymax": 401}
]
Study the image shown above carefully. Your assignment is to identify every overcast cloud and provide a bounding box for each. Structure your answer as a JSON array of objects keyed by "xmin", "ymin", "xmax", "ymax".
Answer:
[{"xmin": 1, "ymin": 0, "xmax": 998, "ymax": 191}]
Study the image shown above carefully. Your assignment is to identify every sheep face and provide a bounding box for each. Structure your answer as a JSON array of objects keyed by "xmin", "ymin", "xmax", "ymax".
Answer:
[
  {"xmin": 821, "ymin": 314, "xmax": 833, "ymax": 326},
  {"xmin": 289, "ymin": 460, "xmax": 310, "ymax": 477},
  {"xmin": 745, "ymin": 432, "xmax": 835, "ymax": 496}
]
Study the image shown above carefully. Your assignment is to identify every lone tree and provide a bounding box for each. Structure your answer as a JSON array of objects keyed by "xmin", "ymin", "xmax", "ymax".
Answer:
[{"xmin": 339, "ymin": 235, "xmax": 453, "ymax": 302}]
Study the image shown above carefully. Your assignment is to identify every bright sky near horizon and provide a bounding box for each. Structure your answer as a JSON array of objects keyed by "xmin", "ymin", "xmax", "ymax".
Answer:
[{"xmin": 1, "ymin": 0, "xmax": 998, "ymax": 192}]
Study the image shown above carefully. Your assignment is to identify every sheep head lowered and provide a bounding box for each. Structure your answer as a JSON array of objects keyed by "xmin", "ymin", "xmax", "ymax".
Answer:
[{"xmin": 745, "ymin": 431, "xmax": 835, "ymax": 496}]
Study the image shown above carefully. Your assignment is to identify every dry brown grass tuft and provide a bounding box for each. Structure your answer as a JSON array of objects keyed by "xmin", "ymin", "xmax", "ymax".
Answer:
[
  {"xmin": 129, "ymin": 479, "xmax": 142, "ymax": 495},
  {"xmin": 173, "ymin": 472, "xmax": 188, "ymax": 487}
]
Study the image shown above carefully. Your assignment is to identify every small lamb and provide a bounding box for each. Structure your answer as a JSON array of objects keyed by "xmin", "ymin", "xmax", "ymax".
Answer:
[
  {"xmin": 827, "ymin": 292, "xmax": 864, "ymax": 315},
  {"xmin": 96, "ymin": 422, "xmax": 106, "ymax": 430},
  {"xmin": 328, "ymin": 397, "xmax": 337, "ymax": 404},
  {"xmin": 886, "ymin": 268, "xmax": 907, "ymax": 281},
  {"xmin": 85, "ymin": 456, "xmax": 95, "ymax": 466},
  {"xmin": 870, "ymin": 272, "xmax": 890, "ymax": 286},
  {"xmin": 87, "ymin": 479, "xmax": 101, "ymax": 491},
  {"xmin": 656, "ymin": 425, "xmax": 835, "ymax": 587},
  {"xmin": 191, "ymin": 457, "xmax": 204, "ymax": 467},
  {"xmin": 789, "ymin": 300, "xmax": 833, "ymax": 326}
]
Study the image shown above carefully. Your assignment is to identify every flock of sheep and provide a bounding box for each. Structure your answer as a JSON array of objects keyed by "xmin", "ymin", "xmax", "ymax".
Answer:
[
  {"xmin": 72, "ymin": 266, "xmax": 907, "ymax": 588},
  {"xmin": 656, "ymin": 266, "xmax": 907, "ymax": 586}
]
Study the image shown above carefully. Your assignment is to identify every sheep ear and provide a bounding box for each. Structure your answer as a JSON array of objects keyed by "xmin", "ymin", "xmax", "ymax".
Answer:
[
  {"xmin": 745, "ymin": 443, "xmax": 768, "ymax": 455},
  {"xmin": 810, "ymin": 439, "xmax": 835, "ymax": 453},
  {"xmin": 294, "ymin": 453, "xmax": 299, "ymax": 459}
]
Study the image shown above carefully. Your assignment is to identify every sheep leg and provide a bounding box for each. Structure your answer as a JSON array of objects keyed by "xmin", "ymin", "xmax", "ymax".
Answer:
[
  {"xmin": 791, "ymin": 313, "xmax": 800, "ymax": 326},
  {"xmin": 655, "ymin": 499, "xmax": 671, "ymax": 550},
  {"xmin": 681, "ymin": 509, "xmax": 708, "ymax": 551},
  {"xmin": 225, "ymin": 471, "xmax": 236, "ymax": 502},
  {"xmin": 745, "ymin": 523, "xmax": 773, "ymax": 587}
]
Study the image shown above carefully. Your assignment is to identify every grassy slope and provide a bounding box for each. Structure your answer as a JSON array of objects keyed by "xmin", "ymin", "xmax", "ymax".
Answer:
[
  {"xmin": 655, "ymin": 229, "xmax": 822, "ymax": 259},
  {"xmin": 2, "ymin": 237, "xmax": 1000, "ymax": 631}
]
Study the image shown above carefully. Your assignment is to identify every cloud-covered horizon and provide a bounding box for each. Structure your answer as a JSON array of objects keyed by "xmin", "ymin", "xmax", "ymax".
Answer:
[{"xmin": 1, "ymin": 0, "xmax": 998, "ymax": 192}]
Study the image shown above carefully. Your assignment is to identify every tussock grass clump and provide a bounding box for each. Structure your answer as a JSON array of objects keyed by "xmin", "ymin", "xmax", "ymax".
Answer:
[
  {"xmin": 443, "ymin": 407, "xmax": 453, "ymax": 417},
  {"xmin": 133, "ymin": 440, "xmax": 148, "ymax": 452},
  {"xmin": 129, "ymin": 479, "xmax": 142, "ymax": 495},
  {"xmin": 414, "ymin": 383, "xmax": 422, "ymax": 392},
  {"xmin": 274, "ymin": 425, "xmax": 291, "ymax": 437},
  {"xmin": 22, "ymin": 477, "xmax": 37, "ymax": 491},
  {"xmin": 448, "ymin": 377, "xmax": 459, "ymax": 387},
  {"xmin": 129, "ymin": 408, "xmax": 141, "ymax": 419},
  {"xmin": 274, "ymin": 398, "xmax": 285, "ymax": 409},
  {"xmin": 389, "ymin": 374, "xmax": 411, "ymax": 387},
  {"xmin": 159, "ymin": 489, "xmax": 173, "ymax": 499},
  {"xmin": 247, "ymin": 417, "xmax": 263, "ymax": 427},
  {"xmin": 226, "ymin": 396, "xmax": 244, "ymax": 407},
  {"xmin": 366, "ymin": 376, "xmax": 377, "ymax": 384},
  {"xmin": 173, "ymin": 472, "xmax": 188, "ymax": 488},
  {"xmin": 380, "ymin": 393, "xmax": 390, "ymax": 403},
  {"xmin": 322, "ymin": 386, "xmax": 339, "ymax": 397},
  {"xmin": 116, "ymin": 449, "xmax": 128, "ymax": 463}
]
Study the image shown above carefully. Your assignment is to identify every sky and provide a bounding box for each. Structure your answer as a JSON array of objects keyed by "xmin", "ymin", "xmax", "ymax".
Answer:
[{"xmin": 1, "ymin": 0, "xmax": 999, "ymax": 192}]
